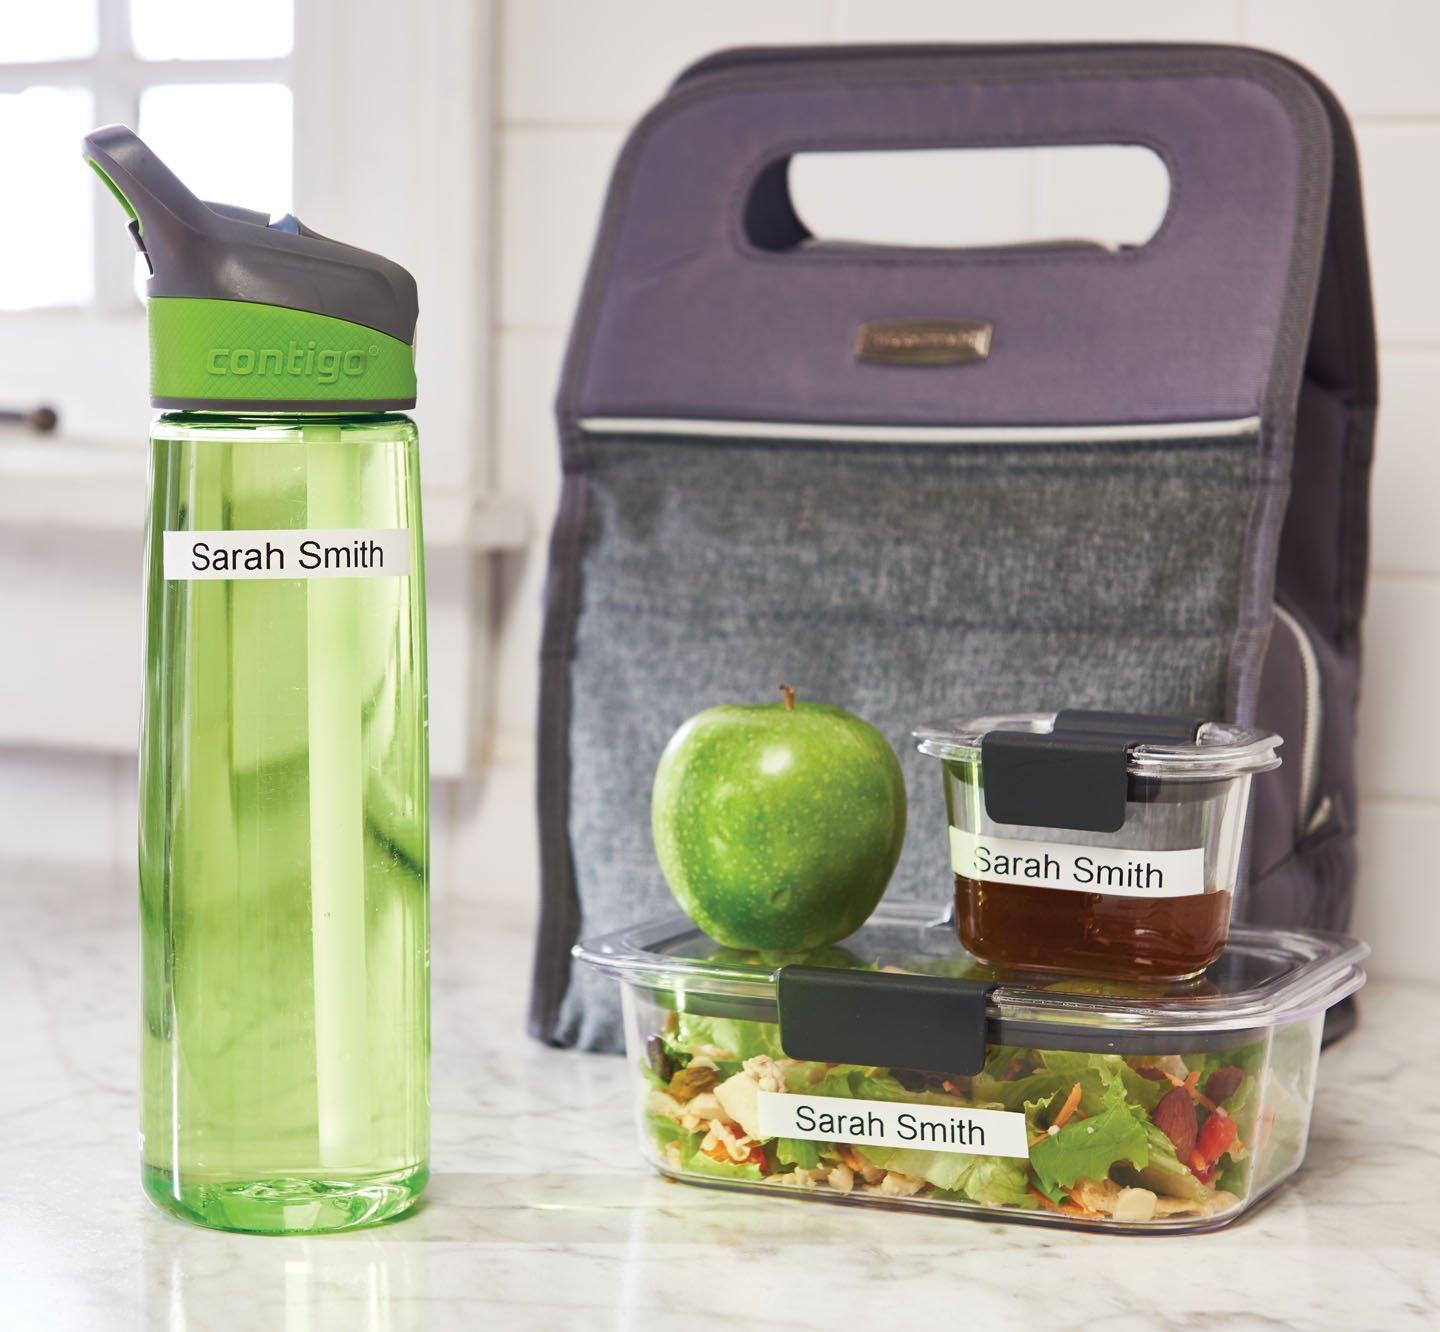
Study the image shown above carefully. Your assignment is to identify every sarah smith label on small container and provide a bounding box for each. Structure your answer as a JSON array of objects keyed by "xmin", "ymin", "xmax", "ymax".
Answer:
[
  {"xmin": 163, "ymin": 529, "xmax": 411, "ymax": 580},
  {"xmin": 950, "ymin": 827, "xmax": 1205, "ymax": 898}
]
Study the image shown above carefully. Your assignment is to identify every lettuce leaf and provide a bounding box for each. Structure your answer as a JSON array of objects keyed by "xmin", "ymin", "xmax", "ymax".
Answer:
[
  {"xmin": 971, "ymin": 1048, "xmax": 1165, "ymax": 1121},
  {"xmin": 848, "ymin": 1070, "xmax": 1015, "ymax": 1112},
  {"xmin": 1031, "ymin": 1049, "xmax": 1166, "ymax": 1113},
  {"xmin": 774, "ymin": 1137, "xmax": 822, "ymax": 1170},
  {"xmin": 858, "ymin": 1145, "xmax": 1031, "ymax": 1206},
  {"xmin": 1028, "ymin": 1078, "xmax": 1151, "ymax": 1193},
  {"xmin": 1197, "ymin": 1041, "xmax": 1265, "ymax": 1086},
  {"xmin": 961, "ymin": 1157, "xmax": 1036, "ymax": 1207},
  {"xmin": 971, "ymin": 1067, "xmax": 1089, "ymax": 1114},
  {"xmin": 784, "ymin": 1062, "xmax": 863, "ymax": 1099},
  {"xmin": 647, "ymin": 1111, "xmax": 702, "ymax": 1160},
  {"xmin": 1110, "ymin": 1121, "xmax": 1210, "ymax": 1202},
  {"xmin": 779, "ymin": 1065, "xmax": 987, "ymax": 1108},
  {"xmin": 849, "ymin": 1071, "xmax": 958, "ymax": 1105},
  {"xmin": 981, "ymin": 1045, "xmax": 1033, "ymax": 1079},
  {"xmin": 669, "ymin": 1013, "xmax": 784, "ymax": 1064}
]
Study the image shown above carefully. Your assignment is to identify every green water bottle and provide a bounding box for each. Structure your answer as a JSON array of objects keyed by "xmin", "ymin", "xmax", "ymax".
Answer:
[{"xmin": 83, "ymin": 126, "xmax": 429, "ymax": 1234}]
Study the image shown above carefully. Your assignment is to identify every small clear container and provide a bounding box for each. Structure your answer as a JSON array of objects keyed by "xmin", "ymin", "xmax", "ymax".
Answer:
[
  {"xmin": 914, "ymin": 711, "xmax": 1282, "ymax": 981},
  {"xmin": 576, "ymin": 905, "xmax": 1365, "ymax": 1232}
]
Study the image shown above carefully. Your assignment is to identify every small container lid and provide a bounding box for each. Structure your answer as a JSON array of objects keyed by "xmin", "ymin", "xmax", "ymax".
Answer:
[
  {"xmin": 915, "ymin": 711, "xmax": 1283, "ymax": 782},
  {"xmin": 575, "ymin": 903, "xmax": 1365, "ymax": 1065}
]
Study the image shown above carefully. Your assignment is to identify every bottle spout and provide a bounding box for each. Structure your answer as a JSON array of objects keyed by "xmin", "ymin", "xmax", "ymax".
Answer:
[{"xmin": 82, "ymin": 125, "xmax": 213, "ymax": 280}]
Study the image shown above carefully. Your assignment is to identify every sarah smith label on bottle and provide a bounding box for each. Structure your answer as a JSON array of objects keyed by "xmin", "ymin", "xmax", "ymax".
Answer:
[
  {"xmin": 950, "ymin": 827, "xmax": 1205, "ymax": 898},
  {"xmin": 164, "ymin": 529, "xmax": 411, "ymax": 580}
]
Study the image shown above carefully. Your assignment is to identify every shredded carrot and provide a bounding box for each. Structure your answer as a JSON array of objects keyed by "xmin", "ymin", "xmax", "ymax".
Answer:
[
  {"xmin": 1053, "ymin": 1081, "xmax": 1084, "ymax": 1130},
  {"xmin": 1166, "ymin": 1068, "xmax": 1219, "ymax": 1112},
  {"xmin": 1027, "ymin": 1186, "xmax": 1062, "ymax": 1212},
  {"xmin": 1029, "ymin": 1132, "xmax": 1050, "ymax": 1149},
  {"xmin": 1063, "ymin": 1186, "xmax": 1099, "ymax": 1217},
  {"xmin": 702, "ymin": 1136, "xmax": 762, "ymax": 1167},
  {"xmin": 1257, "ymin": 1105, "xmax": 1277, "ymax": 1152},
  {"xmin": 1182, "ymin": 1069, "xmax": 1222, "ymax": 1110}
]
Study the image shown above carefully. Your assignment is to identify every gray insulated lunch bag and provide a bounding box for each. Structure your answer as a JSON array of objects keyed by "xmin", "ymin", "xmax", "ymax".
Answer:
[{"xmin": 531, "ymin": 44, "xmax": 1377, "ymax": 1051}]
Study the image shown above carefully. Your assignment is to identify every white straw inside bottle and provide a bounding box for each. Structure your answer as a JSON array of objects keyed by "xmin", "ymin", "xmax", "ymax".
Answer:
[{"xmin": 306, "ymin": 424, "xmax": 373, "ymax": 1170}]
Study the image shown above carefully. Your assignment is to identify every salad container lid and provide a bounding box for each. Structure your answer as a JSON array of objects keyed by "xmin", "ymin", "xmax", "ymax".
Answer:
[
  {"xmin": 575, "ymin": 903, "xmax": 1366, "ymax": 1063},
  {"xmin": 914, "ymin": 711, "xmax": 1282, "ymax": 782}
]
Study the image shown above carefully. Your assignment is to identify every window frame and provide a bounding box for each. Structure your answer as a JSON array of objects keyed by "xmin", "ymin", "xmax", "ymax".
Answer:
[
  {"xmin": 0, "ymin": 0, "xmax": 496, "ymax": 490},
  {"xmin": 0, "ymin": 0, "xmax": 514, "ymax": 777},
  {"xmin": 0, "ymin": 0, "xmax": 294, "ymax": 317}
]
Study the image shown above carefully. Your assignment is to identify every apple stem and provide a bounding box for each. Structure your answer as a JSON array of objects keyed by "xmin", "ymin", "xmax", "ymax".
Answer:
[{"xmin": 779, "ymin": 683, "xmax": 795, "ymax": 712}]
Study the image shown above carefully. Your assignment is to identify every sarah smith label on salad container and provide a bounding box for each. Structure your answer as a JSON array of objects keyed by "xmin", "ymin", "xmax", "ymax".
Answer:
[
  {"xmin": 164, "ymin": 528, "xmax": 411, "ymax": 580},
  {"xmin": 950, "ymin": 827, "xmax": 1205, "ymax": 898},
  {"xmin": 757, "ymin": 1090, "xmax": 1029, "ymax": 1159}
]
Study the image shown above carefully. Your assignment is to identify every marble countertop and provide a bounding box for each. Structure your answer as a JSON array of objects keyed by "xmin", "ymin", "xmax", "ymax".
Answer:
[{"xmin": 3, "ymin": 864, "xmax": 1437, "ymax": 1332}]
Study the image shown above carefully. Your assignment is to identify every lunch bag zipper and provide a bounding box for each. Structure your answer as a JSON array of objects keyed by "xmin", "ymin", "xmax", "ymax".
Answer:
[
  {"xmin": 579, "ymin": 415, "xmax": 1261, "ymax": 446},
  {"xmin": 1272, "ymin": 602, "xmax": 1327, "ymax": 837}
]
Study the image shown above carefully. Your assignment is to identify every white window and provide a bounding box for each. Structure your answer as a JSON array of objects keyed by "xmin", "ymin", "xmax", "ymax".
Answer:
[
  {"xmin": 0, "ymin": 1, "xmax": 516, "ymax": 777},
  {"xmin": 0, "ymin": 0, "xmax": 294, "ymax": 435}
]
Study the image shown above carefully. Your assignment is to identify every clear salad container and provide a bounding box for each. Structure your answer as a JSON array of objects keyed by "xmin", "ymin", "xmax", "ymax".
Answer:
[
  {"xmin": 575, "ymin": 904, "xmax": 1365, "ymax": 1232},
  {"xmin": 914, "ymin": 710, "xmax": 1283, "ymax": 981}
]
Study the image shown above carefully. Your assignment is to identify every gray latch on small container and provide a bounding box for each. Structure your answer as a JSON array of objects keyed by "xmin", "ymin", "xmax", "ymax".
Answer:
[
  {"xmin": 981, "ymin": 709, "xmax": 1202, "ymax": 833},
  {"xmin": 776, "ymin": 966, "xmax": 995, "ymax": 1076}
]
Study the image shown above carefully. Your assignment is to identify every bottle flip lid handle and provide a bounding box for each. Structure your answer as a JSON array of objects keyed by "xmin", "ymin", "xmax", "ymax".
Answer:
[{"xmin": 83, "ymin": 125, "xmax": 209, "ymax": 275}]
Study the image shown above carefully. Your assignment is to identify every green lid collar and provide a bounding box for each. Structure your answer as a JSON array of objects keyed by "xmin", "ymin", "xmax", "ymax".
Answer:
[{"xmin": 149, "ymin": 297, "xmax": 417, "ymax": 409}]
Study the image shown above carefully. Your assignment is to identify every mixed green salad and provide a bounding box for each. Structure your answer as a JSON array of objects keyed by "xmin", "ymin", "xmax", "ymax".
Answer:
[{"xmin": 642, "ymin": 1010, "xmax": 1287, "ymax": 1223}]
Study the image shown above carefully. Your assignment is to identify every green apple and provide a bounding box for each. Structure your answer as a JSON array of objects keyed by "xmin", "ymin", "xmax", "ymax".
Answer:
[{"xmin": 651, "ymin": 685, "xmax": 907, "ymax": 950}]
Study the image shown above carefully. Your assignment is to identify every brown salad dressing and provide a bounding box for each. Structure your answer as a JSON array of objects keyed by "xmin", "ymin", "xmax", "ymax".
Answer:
[{"xmin": 954, "ymin": 874, "xmax": 1232, "ymax": 981}]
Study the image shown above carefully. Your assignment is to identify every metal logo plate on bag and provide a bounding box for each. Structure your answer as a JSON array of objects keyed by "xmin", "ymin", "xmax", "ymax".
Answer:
[{"xmin": 855, "ymin": 318, "xmax": 993, "ymax": 366}]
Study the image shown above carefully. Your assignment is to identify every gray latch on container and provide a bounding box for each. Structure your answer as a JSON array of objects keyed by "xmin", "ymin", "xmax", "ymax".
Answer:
[
  {"xmin": 981, "ymin": 709, "xmax": 1202, "ymax": 833},
  {"xmin": 776, "ymin": 966, "xmax": 995, "ymax": 1076}
]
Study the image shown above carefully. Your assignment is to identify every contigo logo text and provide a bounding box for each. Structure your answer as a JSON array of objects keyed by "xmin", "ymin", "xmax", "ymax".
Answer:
[{"xmin": 205, "ymin": 340, "xmax": 381, "ymax": 385}]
